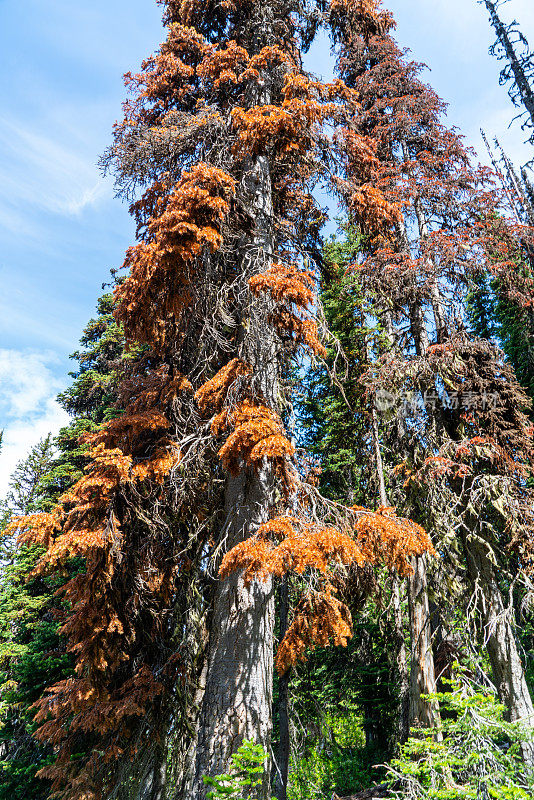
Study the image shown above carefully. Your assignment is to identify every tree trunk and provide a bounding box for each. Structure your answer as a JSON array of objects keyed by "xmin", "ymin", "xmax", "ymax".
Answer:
[
  {"xmin": 405, "ymin": 305, "xmax": 440, "ymax": 732},
  {"xmin": 408, "ymin": 555, "xmax": 440, "ymax": 729},
  {"xmin": 273, "ymin": 578, "xmax": 290, "ymax": 800},
  {"xmin": 192, "ymin": 466, "xmax": 276, "ymax": 798},
  {"xmin": 134, "ymin": 738, "xmax": 167, "ymax": 800},
  {"xmin": 392, "ymin": 575, "xmax": 410, "ymax": 744},
  {"xmin": 483, "ymin": 0, "xmax": 534, "ymax": 130},
  {"xmin": 172, "ymin": 614, "xmax": 210, "ymax": 799},
  {"xmin": 191, "ymin": 43, "xmax": 280, "ymax": 790},
  {"xmin": 463, "ymin": 530, "xmax": 534, "ymax": 767}
]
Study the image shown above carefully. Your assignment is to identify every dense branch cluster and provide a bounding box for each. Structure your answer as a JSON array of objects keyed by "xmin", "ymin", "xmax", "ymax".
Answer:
[
  {"xmin": 3, "ymin": 2, "xmax": 534, "ymax": 799},
  {"xmin": 2, "ymin": 2, "xmax": 437, "ymax": 797}
]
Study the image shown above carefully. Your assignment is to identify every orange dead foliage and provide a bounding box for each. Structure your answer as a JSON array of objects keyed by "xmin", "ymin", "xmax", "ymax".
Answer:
[
  {"xmin": 276, "ymin": 587, "xmax": 353, "ymax": 673},
  {"xmin": 219, "ymin": 514, "xmax": 364, "ymax": 675},
  {"xmin": 221, "ymin": 506, "xmax": 435, "ymax": 671},
  {"xmin": 215, "ymin": 400, "xmax": 296, "ymax": 479},
  {"xmin": 249, "ymin": 263, "xmax": 327, "ymax": 356},
  {"xmin": 231, "ymin": 73, "xmax": 334, "ymax": 158},
  {"xmin": 194, "ymin": 358, "xmax": 252, "ymax": 415},
  {"xmin": 220, "ymin": 515, "xmax": 366, "ymax": 584},
  {"xmin": 354, "ymin": 505, "xmax": 435, "ymax": 578},
  {"xmin": 115, "ymin": 163, "xmax": 236, "ymax": 345}
]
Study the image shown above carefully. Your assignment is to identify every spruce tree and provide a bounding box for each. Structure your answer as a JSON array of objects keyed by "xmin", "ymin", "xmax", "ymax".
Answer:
[
  {"xmin": 0, "ymin": 295, "xmax": 125, "ymax": 800},
  {"xmin": 326, "ymin": 0, "xmax": 534, "ymax": 760}
]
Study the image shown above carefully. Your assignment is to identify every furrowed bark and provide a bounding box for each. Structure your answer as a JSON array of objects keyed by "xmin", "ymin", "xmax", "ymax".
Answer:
[
  {"xmin": 191, "ymin": 14, "xmax": 280, "ymax": 785},
  {"xmin": 407, "ymin": 554, "xmax": 440, "ymax": 729},
  {"xmin": 463, "ymin": 529, "xmax": 534, "ymax": 767},
  {"xmin": 192, "ymin": 470, "xmax": 276, "ymax": 797}
]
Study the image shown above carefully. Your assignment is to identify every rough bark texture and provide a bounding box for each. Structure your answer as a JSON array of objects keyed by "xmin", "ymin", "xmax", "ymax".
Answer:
[
  {"xmin": 172, "ymin": 623, "xmax": 210, "ymax": 799},
  {"xmin": 273, "ymin": 578, "xmax": 290, "ymax": 800},
  {"xmin": 408, "ymin": 555, "xmax": 440, "ymax": 729},
  {"xmin": 191, "ymin": 303, "xmax": 278, "ymax": 798},
  {"xmin": 192, "ymin": 475, "xmax": 276, "ymax": 798},
  {"xmin": 191, "ymin": 33, "xmax": 279, "ymax": 790},
  {"xmin": 463, "ymin": 530, "xmax": 534, "ymax": 767}
]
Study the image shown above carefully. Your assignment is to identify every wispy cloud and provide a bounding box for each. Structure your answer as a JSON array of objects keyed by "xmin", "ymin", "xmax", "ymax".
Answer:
[
  {"xmin": 0, "ymin": 116, "xmax": 110, "ymax": 222},
  {"xmin": 0, "ymin": 349, "xmax": 70, "ymax": 497}
]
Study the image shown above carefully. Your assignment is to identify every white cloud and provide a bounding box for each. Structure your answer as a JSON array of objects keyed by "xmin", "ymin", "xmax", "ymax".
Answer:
[
  {"xmin": 0, "ymin": 117, "xmax": 110, "ymax": 221},
  {"xmin": 0, "ymin": 350, "xmax": 70, "ymax": 497}
]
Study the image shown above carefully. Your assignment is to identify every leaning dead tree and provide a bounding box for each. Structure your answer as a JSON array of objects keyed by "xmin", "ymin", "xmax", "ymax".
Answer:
[{"xmin": 481, "ymin": 0, "xmax": 534, "ymax": 144}]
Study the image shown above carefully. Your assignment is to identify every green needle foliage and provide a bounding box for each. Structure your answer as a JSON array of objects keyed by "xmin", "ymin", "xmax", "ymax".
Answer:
[
  {"xmin": 300, "ymin": 228, "xmax": 381, "ymax": 505},
  {"xmin": 291, "ymin": 230, "xmax": 401, "ymax": 797},
  {"xmin": 468, "ymin": 273, "xmax": 534, "ymax": 413},
  {"xmin": 0, "ymin": 438, "xmax": 66, "ymax": 800},
  {"xmin": 0, "ymin": 293, "xmax": 125, "ymax": 799},
  {"xmin": 387, "ymin": 679, "xmax": 534, "ymax": 799},
  {"xmin": 203, "ymin": 741, "xmax": 271, "ymax": 800}
]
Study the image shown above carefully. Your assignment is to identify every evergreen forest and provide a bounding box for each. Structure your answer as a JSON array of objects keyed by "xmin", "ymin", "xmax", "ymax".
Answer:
[{"xmin": 2, "ymin": 1, "xmax": 534, "ymax": 798}]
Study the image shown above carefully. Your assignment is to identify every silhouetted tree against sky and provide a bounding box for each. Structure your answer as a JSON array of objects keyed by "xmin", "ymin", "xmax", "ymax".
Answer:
[{"xmin": 482, "ymin": 0, "xmax": 534, "ymax": 144}]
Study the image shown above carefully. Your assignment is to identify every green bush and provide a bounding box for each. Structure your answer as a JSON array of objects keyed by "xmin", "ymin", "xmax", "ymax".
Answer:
[
  {"xmin": 287, "ymin": 705, "xmax": 379, "ymax": 800},
  {"xmin": 203, "ymin": 740, "xmax": 271, "ymax": 799},
  {"xmin": 387, "ymin": 679, "xmax": 534, "ymax": 799}
]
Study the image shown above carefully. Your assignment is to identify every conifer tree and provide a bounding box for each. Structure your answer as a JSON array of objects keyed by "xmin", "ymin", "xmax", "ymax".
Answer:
[
  {"xmin": 471, "ymin": 136, "xmax": 534, "ymax": 412},
  {"xmin": 299, "ymin": 229, "xmax": 409, "ymax": 763},
  {"xmin": 481, "ymin": 0, "xmax": 534, "ymax": 144},
  {"xmin": 0, "ymin": 295, "xmax": 125, "ymax": 800},
  {"xmin": 0, "ymin": 437, "xmax": 55, "ymax": 518},
  {"xmin": 7, "ymin": 2, "xmax": 432, "ymax": 799},
  {"xmin": 326, "ymin": 0, "xmax": 534, "ymax": 762},
  {"xmin": 0, "ymin": 437, "xmax": 62, "ymax": 800}
]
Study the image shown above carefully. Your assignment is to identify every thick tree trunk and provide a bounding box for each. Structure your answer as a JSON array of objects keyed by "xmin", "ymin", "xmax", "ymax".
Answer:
[
  {"xmin": 463, "ymin": 530, "xmax": 534, "ymax": 767},
  {"xmin": 190, "ymin": 28, "xmax": 280, "ymax": 788},
  {"xmin": 192, "ymin": 466, "xmax": 276, "ymax": 798},
  {"xmin": 408, "ymin": 555, "xmax": 440, "ymax": 729},
  {"xmin": 191, "ymin": 309, "xmax": 278, "ymax": 798}
]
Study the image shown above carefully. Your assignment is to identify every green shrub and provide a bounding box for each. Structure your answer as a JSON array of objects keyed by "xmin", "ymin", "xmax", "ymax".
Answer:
[
  {"xmin": 203, "ymin": 740, "xmax": 271, "ymax": 799},
  {"xmin": 287, "ymin": 704, "xmax": 379, "ymax": 800},
  {"xmin": 387, "ymin": 679, "xmax": 534, "ymax": 799}
]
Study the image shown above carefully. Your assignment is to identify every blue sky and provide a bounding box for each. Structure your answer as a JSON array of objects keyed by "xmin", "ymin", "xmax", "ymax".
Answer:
[{"xmin": 0, "ymin": 0, "xmax": 533, "ymax": 495}]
